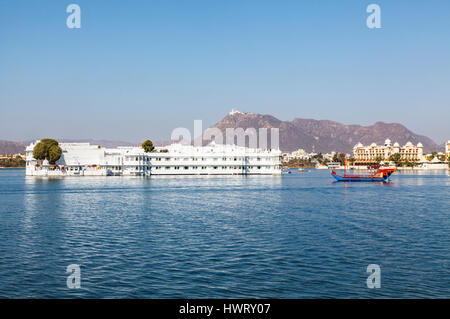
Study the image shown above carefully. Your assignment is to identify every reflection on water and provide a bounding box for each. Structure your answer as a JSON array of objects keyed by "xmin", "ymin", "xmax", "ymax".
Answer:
[
  {"xmin": 396, "ymin": 169, "xmax": 449, "ymax": 175},
  {"xmin": 1, "ymin": 169, "xmax": 450, "ymax": 298}
]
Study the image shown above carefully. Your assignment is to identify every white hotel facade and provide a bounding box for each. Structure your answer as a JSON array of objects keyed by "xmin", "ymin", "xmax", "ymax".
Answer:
[{"xmin": 25, "ymin": 141, "xmax": 282, "ymax": 176}]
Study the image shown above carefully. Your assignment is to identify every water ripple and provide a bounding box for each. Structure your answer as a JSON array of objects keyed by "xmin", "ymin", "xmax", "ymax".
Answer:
[{"xmin": 0, "ymin": 169, "xmax": 449, "ymax": 298}]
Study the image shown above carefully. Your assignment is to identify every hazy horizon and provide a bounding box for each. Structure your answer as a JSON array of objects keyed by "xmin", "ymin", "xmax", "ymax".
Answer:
[
  {"xmin": 1, "ymin": 1, "xmax": 449, "ymax": 144},
  {"xmin": 1, "ymin": 112, "xmax": 448, "ymax": 146}
]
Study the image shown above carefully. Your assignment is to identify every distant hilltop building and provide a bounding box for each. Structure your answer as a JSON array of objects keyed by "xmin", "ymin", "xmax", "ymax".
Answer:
[
  {"xmin": 229, "ymin": 108, "xmax": 243, "ymax": 115},
  {"xmin": 228, "ymin": 108, "xmax": 253, "ymax": 116},
  {"xmin": 353, "ymin": 139, "xmax": 425, "ymax": 163},
  {"xmin": 25, "ymin": 141, "xmax": 282, "ymax": 177}
]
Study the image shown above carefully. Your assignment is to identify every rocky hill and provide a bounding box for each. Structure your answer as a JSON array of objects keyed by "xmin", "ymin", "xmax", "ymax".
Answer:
[
  {"xmin": 1, "ymin": 113, "xmax": 440, "ymax": 155},
  {"xmin": 207, "ymin": 110, "xmax": 439, "ymax": 153},
  {"xmin": 0, "ymin": 139, "xmax": 137, "ymax": 155},
  {"xmin": 0, "ymin": 141, "xmax": 27, "ymax": 155}
]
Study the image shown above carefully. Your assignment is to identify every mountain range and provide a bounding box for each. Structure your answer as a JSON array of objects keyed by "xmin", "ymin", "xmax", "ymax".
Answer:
[
  {"xmin": 0, "ymin": 139, "xmax": 136, "ymax": 156},
  {"xmin": 0, "ymin": 141, "xmax": 28, "ymax": 155},
  {"xmin": 0, "ymin": 112, "xmax": 442, "ymax": 155},
  {"xmin": 206, "ymin": 111, "xmax": 440, "ymax": 153}
]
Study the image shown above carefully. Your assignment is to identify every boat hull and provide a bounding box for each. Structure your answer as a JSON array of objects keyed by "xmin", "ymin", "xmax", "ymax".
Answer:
[{"xmin": 331, "ymin": 171, "xmax": 390, "ymax": 182}]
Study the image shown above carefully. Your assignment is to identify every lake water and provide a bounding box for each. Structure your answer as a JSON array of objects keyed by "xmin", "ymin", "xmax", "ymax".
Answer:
[{"xmin": 0, "ymin": 168, "xmax": 449, "ymax": 298}]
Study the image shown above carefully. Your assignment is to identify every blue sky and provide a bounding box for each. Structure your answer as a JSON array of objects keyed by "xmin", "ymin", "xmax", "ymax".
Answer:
[{"xmin": 1, "ymin": 0, "xmax": 449, "ymax": 143}]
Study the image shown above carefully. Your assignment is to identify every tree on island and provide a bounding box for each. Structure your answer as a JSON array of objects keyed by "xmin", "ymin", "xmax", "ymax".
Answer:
[
  {"xmin": 141, "ymin": 140, "xmax": 155, "ymax": 153},
  {"xmin": 33, "ymin": 139, "xmax": 62, "ymax": 164}
]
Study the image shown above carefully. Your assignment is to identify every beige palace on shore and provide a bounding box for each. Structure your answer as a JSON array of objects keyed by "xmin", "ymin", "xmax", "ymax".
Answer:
[{"xmin": 353, "ymin": 139, "xmax": 425, "ymax": 163}]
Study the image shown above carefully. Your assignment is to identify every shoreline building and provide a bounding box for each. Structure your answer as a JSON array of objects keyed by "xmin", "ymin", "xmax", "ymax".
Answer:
[
  {"xmin": 0, "ymin": 153, "xmax": 25, "ymax": 160},
  {"xmin": 446, "ymin": 140, "xmax": 450, "ymax": 159},
  {"xmin": 282, "ymin": 148, "xmax": 309, "ymax": 162},
  {"xmin": 282, "ymin": 149, "xmax": 337, "ymax": 163},
  {"xmin": 353, "ymin": 139, "xmax": 425, "ymax": 164},
  {"xmin": 25, "ymin": 141, "xmax": 282, "ymax": 176}
]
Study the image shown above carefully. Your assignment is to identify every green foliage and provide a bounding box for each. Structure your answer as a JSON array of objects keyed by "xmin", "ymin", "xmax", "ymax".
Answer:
[
  {"xmin": 0, "ymin": 156, "xmax": 25, "ymax": 168},
  {"xmin": 400, "ymin": 160, "xmax": 417, "ymax": 168},
  {"xmin": 283, "ymin": 158, "xmax": 315, "ymax": 168},
  {"xmin": 142, "ymin": 140, "xmax": 154, "ymax": 153},
  {"xmin": 332, "ymin": 153, "xmax": 346, "ymax": 165},
  {"xmin": 375, "ymin": 156, "xmax": 384, "ymax": 164},
  {"xmin": 389, "ymin": 153, "xmax": 401, "ymax": 165},
  {"xmin": 33, "ymin": 139, "xmax": 62, "ymax": 164},
  {"xmin": 48, "ymin": 145, "xmax": 62, "ymax": 163},
  {"xmin": 32, "ymin": 142, "xmax": 47, "ymax": 160},
  {"xmin": 310, "ymin": 153, "xmax": 329, "ymax": 165}
]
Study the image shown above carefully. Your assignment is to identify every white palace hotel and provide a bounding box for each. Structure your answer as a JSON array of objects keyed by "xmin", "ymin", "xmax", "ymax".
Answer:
[{"xmin": 25, "ymin": 141, "xmax": 282, "ymax": 177}]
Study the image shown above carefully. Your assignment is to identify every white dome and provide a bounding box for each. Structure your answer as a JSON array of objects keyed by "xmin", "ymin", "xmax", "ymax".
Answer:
[
  {"xmin": 354, "ymin": 142, "xmax": 363, "ymax": 148},
  {"xmin": 393, "ymin": 142, "xmax": 400, "ymax": 147},
  {"xmin": 385, "ymin": 139, "xmax": 391, "ymax": 145},
  {"xmin": 370, "ymin": 143, "xmax": 377, "ymax": 147},
  {"xmin": 417, "ymin": 142, "xmax": 423, "ymax": 147},
  {"xmin": 405, "ymin": 141, "xmax": 413, "ymax": 147}
]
